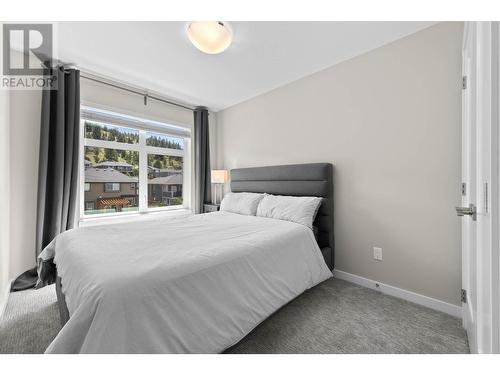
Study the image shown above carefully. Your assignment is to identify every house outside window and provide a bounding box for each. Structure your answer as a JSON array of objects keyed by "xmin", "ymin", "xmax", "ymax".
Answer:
[{"xmin": 80, "ymin": 106, "xmax": 191, "ymax": 218}]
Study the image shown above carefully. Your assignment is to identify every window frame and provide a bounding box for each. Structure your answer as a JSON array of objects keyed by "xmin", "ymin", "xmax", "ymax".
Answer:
[{"xmin": 79, "ymin": 105, "xmax": 192, "ymax": 221}]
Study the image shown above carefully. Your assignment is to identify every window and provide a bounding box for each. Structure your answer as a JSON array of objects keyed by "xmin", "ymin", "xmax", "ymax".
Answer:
[
  {"xmin": 81, "ymin": 106, "xmax": 191, "ymax": 218},
  {"xmin": 147, "ymin": 154, "xmax": 183, "ymax": 207},
  {"xmin": 84, "ymin": 146, "xmax": 139, "ymax": 215},
  {"xmin": 104, "ymin": 183, "xmax": 121, "ymax": 192},
  {"xmin": 85, "ymin": 201, "xmax": 95, "ymax": 210}
]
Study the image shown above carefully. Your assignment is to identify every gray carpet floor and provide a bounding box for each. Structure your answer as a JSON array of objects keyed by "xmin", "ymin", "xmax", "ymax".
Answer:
[{"xmin": 0, "ymin": 278, "xmax": 469, "ymax": 354}]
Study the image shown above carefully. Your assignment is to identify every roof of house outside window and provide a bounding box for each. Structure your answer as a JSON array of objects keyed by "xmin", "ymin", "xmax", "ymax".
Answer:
[
  {"xmin": 85, "ymin": 168, "xmax": 138, "ymax": 183},
  {"xmin": 159, "ymin": 168, "xmax": 182, "ymax": 173},
  {"xmin": 147, "ymin": 174, "xmax": 183, "ymax": 185},
  {"xmin": 96, "ymin": 161, "xmax": 134, "ymax": 168}
]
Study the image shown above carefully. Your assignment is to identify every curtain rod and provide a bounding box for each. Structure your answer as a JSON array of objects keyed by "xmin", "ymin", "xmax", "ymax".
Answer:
[{"xmin": 79, "ymin": 73, "xmax": 196, "ymax": 112}]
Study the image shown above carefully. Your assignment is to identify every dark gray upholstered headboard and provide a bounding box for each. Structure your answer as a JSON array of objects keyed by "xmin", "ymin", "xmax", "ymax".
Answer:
[{"xmin": 230, "ymin": 163, "xmax": 334, "ymax": 270}]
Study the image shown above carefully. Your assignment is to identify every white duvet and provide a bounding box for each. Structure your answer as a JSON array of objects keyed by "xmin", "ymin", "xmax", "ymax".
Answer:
[{"xmin": 44, "ymin": 211, "xmax": 332, "ymax": 353}]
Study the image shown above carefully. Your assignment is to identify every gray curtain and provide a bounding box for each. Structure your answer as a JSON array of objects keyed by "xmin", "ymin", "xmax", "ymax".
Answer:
[
  {"xmin": 11, "ymin": 66, "xmax": 80, "ymax": 291},
  {"xmin": 193, "ymin": 106, "xmax": 211, "ymax": 214}
]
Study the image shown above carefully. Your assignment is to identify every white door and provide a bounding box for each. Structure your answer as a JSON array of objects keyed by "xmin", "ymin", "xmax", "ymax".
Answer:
[
  {"xmin": 459, "ymin": 21, "xmax": 499, "ymax": 354},
  {"xmin": 460, "ymin": 21, "xmax": 478, "ymax": 353}
]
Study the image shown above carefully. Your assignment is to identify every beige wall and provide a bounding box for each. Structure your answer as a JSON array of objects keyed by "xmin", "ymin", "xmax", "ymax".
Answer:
[
  {"xmin": 217, "ymin": 22, "xmax": 463, "ymax": 305},
  {"xmin": 80, "ymin": 79, "xmax": 193, "ymax": 128},
  {"xmin": 0, "ymin": 87, "xmax": 10, "ymax": 312},
  {"xmin": 0, "ymin": 24, "xmax": 11, "ymax": 311},
  {"xmin": 9, "ymin": 85, "xmax": 42, "ymax": 279}
]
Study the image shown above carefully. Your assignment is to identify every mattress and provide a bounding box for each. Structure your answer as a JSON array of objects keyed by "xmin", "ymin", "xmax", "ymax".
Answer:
[{"xmin": 42, "ymin": 211, "xmax": 332, "ymax": 353}]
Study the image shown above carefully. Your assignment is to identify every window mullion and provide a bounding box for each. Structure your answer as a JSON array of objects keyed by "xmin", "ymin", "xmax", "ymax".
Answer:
[
  {"xmin": 143, "ymin": 145, "xmax": 185, "ymax": 157},
  {"xmin": 139, "ymin": 130, "xmax": 148, "ymax": 212},
  {"xmin": 84, "ymin": 138, "xmax": 140, "ymax": 152}
]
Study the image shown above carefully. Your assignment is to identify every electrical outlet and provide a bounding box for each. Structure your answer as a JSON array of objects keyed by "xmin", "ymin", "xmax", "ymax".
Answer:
[{"xmin": 373, "ymin": 247, "xmax": 383, "ymax": 261}]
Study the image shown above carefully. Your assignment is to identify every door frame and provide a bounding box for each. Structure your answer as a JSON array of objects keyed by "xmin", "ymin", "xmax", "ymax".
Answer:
[
  {"xmin": 492, "ymin": 21, "xmax": 500, "ymax": 354},
  {"xmin": 461, "ymin": 21, "xmax": 500, "ymax": 354}
]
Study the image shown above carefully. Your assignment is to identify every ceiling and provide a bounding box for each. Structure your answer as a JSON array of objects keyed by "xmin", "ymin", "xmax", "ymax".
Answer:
[{"xmin": 57, "ymin": 22, "xmax": 436, "ymax": 111}]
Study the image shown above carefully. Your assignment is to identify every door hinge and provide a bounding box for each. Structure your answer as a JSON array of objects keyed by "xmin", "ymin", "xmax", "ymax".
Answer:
[
  {"xmin": 461, "ymin": 288, "xmax": 467, "ymax": 303},
  {"xmin": 461, "ymin": 182, "xmax": 466, "ymax": 196},
  {"xmin": 462, "ymin": 76, "xmax": 468, "ymax": 89}
]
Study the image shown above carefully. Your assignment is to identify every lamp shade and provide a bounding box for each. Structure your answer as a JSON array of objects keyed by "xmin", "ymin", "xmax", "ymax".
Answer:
[
  {"xmin": 211, "ymin": 170, "xmax": 228, "ymax": 184},
  {"xmin": 187, "ymin": 21, "xmax": 232, "ymax": 54}
]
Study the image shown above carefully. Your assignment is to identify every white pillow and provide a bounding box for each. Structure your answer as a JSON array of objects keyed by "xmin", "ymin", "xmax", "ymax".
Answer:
[
  {"xmin": 219, "ymin": 192, "xmax": 265, "ymax": 216},
  {"xmin": 256, "ymin": 194, "xmax": 322, "ymax": 229}
]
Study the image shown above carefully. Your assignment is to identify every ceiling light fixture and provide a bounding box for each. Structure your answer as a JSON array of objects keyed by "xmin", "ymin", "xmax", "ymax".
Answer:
[{"xmin": 187, "ymin": 21, "xmax": 232, "ymax": 54}]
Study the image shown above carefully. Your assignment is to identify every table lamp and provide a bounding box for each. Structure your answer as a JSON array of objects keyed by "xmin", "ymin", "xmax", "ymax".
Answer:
[{"xmin": 211, "ymin": 170, "xmax": 228, "ymax": 204}]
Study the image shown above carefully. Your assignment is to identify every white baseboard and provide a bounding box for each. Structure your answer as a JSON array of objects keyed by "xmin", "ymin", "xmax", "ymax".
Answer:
[{"xmin": 333, "ymin": 270, "xmax": 462, "ymax": 318}]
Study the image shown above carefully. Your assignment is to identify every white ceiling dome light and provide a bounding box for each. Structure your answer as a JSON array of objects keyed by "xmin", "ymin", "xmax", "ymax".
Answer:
[{"xmin": 187, "ymin": 21, "xmax": 232, "ymax": 54}]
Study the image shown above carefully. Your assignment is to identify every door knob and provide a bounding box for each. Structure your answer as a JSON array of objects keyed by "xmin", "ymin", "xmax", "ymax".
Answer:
[{"xmin": 455, "ymin": 204, "xmax": 477, "ymax": 221}]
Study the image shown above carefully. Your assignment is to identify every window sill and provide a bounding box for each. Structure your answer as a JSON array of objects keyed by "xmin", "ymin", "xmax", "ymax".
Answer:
[{"xmin": 79, "ymin": 208, "xmax": 193, "ymax": 228}]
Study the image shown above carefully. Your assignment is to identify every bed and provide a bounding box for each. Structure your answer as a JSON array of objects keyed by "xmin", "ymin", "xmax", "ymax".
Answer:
[{"xmin": 48, "ymin": 163, "xmax": 334, "ymax": 353}]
